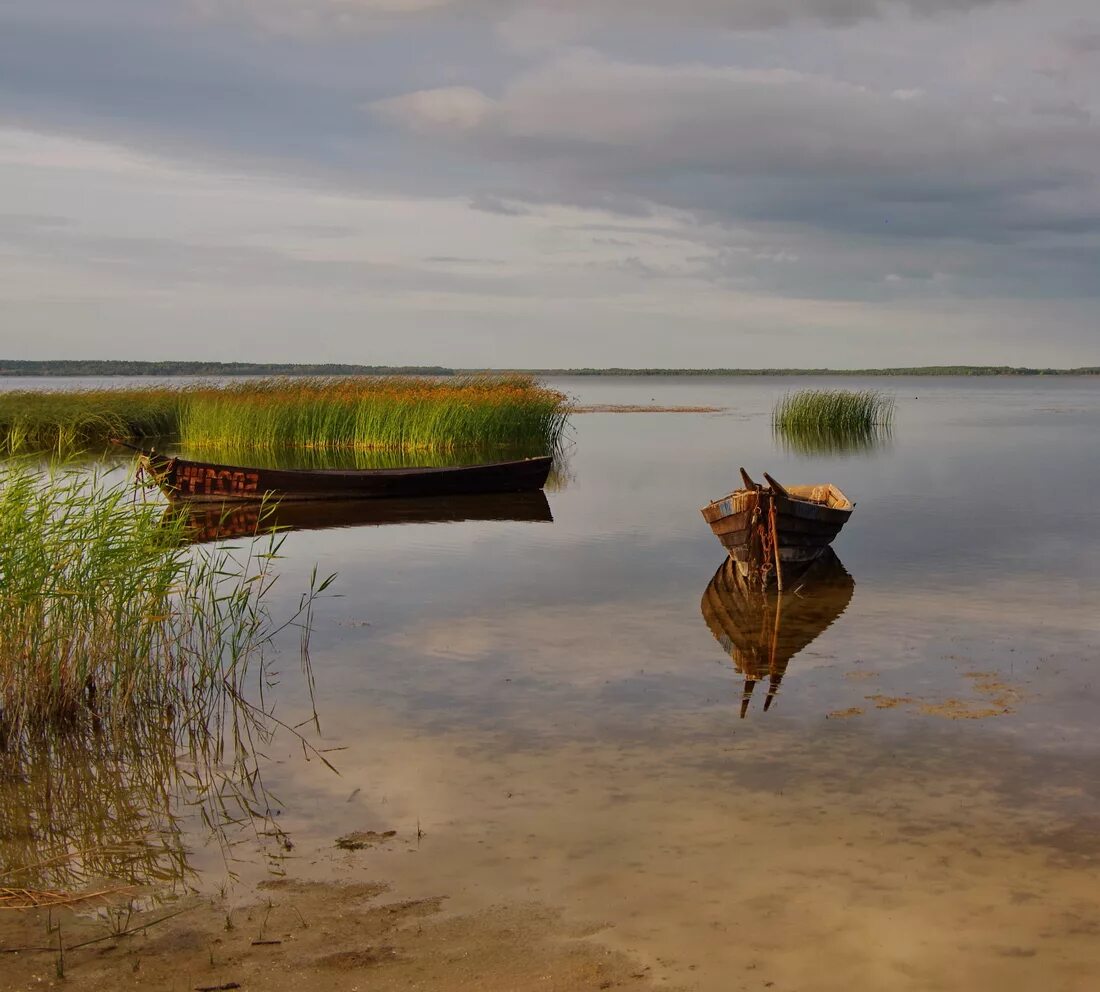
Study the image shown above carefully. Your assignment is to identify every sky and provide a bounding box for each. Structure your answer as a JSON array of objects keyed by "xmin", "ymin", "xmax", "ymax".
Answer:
[{"xmin": 1, "ymin": 0, "xmax": 1099, "ymax": 367}]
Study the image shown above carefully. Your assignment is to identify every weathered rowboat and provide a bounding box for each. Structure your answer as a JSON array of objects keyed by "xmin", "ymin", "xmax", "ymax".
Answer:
[
  {"xmin": 700, "ymin": 468, "xmax": 853, "ymax": 590},
  {"xmin": 167, "ymin": 490, "xmax": 553, "ymax": 544},
  {"xmin": 700, "ymin": 548, "xmax": 855, "ymax": 717},
  {"xmin": 127, "ymin": 447, "xmax": 554, "ymax": 502}
]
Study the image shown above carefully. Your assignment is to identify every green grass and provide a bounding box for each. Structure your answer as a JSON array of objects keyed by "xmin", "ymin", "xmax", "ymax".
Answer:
[
  {"xmin": 0, "ymin": 376, "xmax": 570, "ymax": 456},
  {"xmin": 0, "ymin": 464, "xmax": 333, "ymax": 739},
  {"xmin": 0, "ymin": 388, "xmax": 179, "ymax": 455},
  {"xmin": 177, "ymin": 375, "xmax": 568, "ymax": 453},
  {"xmin": 772, "ymin": 389, "xmax": 895, "ymax": 455},
  {"xmin": 0, "ymin": 466, "xmax": 338, "ymax": 891}
]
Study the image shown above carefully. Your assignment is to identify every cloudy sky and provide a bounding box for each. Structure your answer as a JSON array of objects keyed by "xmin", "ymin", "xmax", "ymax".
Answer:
[{"xmin": 2, "ymin": 0, "xmax": 1099, "ymax": 366}]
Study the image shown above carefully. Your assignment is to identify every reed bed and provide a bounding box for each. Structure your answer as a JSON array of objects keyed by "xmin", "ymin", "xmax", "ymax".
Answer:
[
  {"xmin": 0, "ymin": 465, "xmax": 333, "ymax": 738},
  {"xmin": 0, "ymin": 376, "xmax": 569, "ymax": 456},
  {"xmin": 772, "ymin": 389, "xmax": 894, "ymax": 454},
  {"xmin": 0, "ymin": 388, "xmax": 180, "ymax": 455},
  {"xmin": 178, "ymin": 375, "xmax": 568, "ymax": 453},
  {"xmin": 0, "ymin": 466, "xmax": 336, "ymax": 892}
]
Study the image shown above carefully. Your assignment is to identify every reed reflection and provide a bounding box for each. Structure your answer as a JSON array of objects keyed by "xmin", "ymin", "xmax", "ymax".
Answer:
[
  {"xmin": 168, "ymin": 490, "xmax": 553, "ymax": 545},
  {"xmin": 701, "ymin": 549, "xmax": 855, "ymax": 717},
  {"xmin": 773, "ymin": 423, "xmax": 893, "ymax": 456},
  {"xmin": 0, "ymin": 675, "xmax": 324, "ymax": 900}
]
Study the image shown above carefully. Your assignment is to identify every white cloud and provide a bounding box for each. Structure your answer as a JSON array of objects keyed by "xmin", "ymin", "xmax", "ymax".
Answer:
[{"xmin": 373, "ymin": 86, "xmax": 494, "ymax": 133}]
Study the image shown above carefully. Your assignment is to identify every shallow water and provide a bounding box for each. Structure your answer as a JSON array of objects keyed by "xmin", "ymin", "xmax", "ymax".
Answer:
[{"xmin": 3, "ymin": 375, "xmax": 1100, "ymax": 989}]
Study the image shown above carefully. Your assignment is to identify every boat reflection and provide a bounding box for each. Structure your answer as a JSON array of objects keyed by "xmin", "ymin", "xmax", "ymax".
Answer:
[
  {"xmin": 700, "ymin": 548, "xmax": 855, "ymax": 717},
  {"xmin": 168, "ymin": 490, "xmax": 554, "ymax": 545}
]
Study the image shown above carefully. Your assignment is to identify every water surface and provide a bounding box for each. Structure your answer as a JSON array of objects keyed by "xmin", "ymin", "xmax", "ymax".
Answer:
[{"xmin": 3, "ymin": 375, "xmax": 1099, "ymax": 990}]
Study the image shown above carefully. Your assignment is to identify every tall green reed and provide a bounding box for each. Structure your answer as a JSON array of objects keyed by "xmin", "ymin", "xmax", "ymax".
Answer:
[
  {"xmin": 0, "ymin": 464, "xmax": 334, "ymax": 739},
  {"xmin": 772, "ymin": 389, "xmax": 894, "ymax": 455},
  {"xmin": 178, "ymin": 375, "xmax": 569, "ymax": 454},
  {"xmin": 0, "ymin": 389, "xmax": 180, "ymax": 455},
  {"xmin": 0, "ymin": 465, "xmax": 338, "ymax": 891},
  {"xmin": 0, "ymin": 376, "xmax": 570, "ymax": 456}
]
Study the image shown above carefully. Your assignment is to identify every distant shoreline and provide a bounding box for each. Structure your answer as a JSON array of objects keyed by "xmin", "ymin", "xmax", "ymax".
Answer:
[{"xmin": 0, "ymin": 361, "xmax": 1097, "ymax": 377}]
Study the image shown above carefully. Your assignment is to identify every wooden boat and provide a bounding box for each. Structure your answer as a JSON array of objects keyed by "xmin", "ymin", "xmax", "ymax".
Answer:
[
  {"xmin": 167, "ymin": 490, "xmax": 553, "ymax": 545},
  {"xmin": 700, "ymin": 548, "xmax": 855, "ymax": 717},
  {"xmin": 126, "ymin": 446, "xmax": 554, "ymax": 502},
  {"xmin": 700, "ymin": 468, "xmax": 853, "ymax": 589}
]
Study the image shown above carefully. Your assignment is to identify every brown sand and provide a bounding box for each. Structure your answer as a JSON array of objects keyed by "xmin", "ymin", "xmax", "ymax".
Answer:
[{"xmin": 0, "ymin": 879, "xmax": 664, "ymax": 992}]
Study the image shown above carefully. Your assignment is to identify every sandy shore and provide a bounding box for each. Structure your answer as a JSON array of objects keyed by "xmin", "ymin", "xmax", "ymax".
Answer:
[{"xmin": 0, "ymin": 879, "xmax": 666, "ymax": 992}]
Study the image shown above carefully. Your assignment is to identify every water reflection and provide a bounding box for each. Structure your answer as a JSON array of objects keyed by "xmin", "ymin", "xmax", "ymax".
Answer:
[
  {"xmin": 168, "ymin": 490, "xmax": 553, "ymax": 545},
  {"xmin": 701, "ymin": 549, "xmax": 855, "ymax": 717},
  {"xmin": 773, "ymin": 423, "xmax": 892, "ymax": 456},
  {"xmin": 0, "ymin": 678, "xmax": 322, "ymax": 897}
]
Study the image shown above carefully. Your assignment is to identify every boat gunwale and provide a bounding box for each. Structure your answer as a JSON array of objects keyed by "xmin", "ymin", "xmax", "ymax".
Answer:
[
  {"xmin": 701, "ymin": 483, "xmax": 853, "ymax": 518},
  {"xmin": 155, "ymin": 453, "xmax": 553, "ymax": 479}
]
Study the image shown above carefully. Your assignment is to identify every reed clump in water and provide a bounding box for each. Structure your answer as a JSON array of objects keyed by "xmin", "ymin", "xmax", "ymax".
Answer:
[
  {"xmin": 0, "ymin": 376, "xmax": 569, "ymax": 455},
  {"xmin": 0, "ymin": 467, "xmax": 337, "ymax": 894},
  {"xmin": 772, "ymin": 389, "xmax": 894, "ymax": 454},
  {"xmin": 178, "ymin": 375, "xmax": 569, "ymax": 453},
  {"xmin": 0, "ymin": 388, "xmax": 180, "ymax": 455},
  {"xmin": 0, "ymin": 465, "xmax": 333, "ymax": 738}
]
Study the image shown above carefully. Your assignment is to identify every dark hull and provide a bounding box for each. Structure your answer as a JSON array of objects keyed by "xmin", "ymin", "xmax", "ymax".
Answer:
[
  {"xmin": 700, "ymin": 549, "xmax": 855, "ymax": 716},
  {"xmin": 167, "ymin": 491, "xmax": 553, "ymax": 544},
  {"xmin": 143, "ymin": 453, "xmax": 554, "ymax": 502}
]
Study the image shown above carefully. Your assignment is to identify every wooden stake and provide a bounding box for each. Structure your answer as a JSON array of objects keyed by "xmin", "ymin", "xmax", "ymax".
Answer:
[
  {"xmin": 768, "ymin": 497, "xmax": 784, "ymax": 593},
  {"xmin": 762, "ymin": 472, "xmax": 790, "ymax": 500}
]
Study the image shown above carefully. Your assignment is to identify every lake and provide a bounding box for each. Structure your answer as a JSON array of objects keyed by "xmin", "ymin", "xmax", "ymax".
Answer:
[{"xmin": 3, "ymin": 374, "xmax": 1099, "ymax": 990}]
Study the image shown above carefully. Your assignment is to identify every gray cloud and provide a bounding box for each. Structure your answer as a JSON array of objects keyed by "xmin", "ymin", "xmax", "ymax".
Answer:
[
  {"xmin": 208, "ymin": 0, "xmax": 1019, "ymax": 37},
  {"xmin": 375, "ymin": 54, "xmax": 1100, "ymax": 230},
  {"xmin": 0, "ymin": 0, "xmax": 499, "ymax": 194},
  {"xmin": 372, "ymin": 49, "xmax": 1100, "ymax": 300},
  {"xmin": 468, "ymin": 193, "xmax": 533, "ymax": 215}
]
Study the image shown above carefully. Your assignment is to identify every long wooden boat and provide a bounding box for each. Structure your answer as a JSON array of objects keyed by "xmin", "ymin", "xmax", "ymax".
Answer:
[
  {"xmin": 701, "ymin": 468, "xmax": 853, "ymax": 589},
  {"xmin": 701, "ymin": 548, "xmax": 855, "ymax": 717},
  {"xmin": 130, "ymin": 448, "xmax": 554, "ymax": 502},
  {"xmin": 167, "ymin": 490, "xmax": 553, "ymax": 544}
]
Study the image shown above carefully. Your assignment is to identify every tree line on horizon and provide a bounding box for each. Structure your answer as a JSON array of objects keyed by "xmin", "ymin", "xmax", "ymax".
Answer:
[{"xmin": 1, "ymin": 360, "xmax": 1097, "ymax": 377}]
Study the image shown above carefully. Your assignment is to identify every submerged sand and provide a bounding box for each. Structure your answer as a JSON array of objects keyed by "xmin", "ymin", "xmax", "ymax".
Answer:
[{"xmin": 0, "ymin": 880, "xmax": 664, "ymax": 992}]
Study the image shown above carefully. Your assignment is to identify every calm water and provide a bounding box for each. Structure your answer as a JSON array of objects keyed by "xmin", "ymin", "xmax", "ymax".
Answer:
[{"xmin": 4, "ymin": 375, "xmax": 1100, "ymax": 990}]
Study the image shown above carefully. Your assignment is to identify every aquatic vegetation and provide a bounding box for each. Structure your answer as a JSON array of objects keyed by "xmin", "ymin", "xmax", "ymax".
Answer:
[
  {"xmin": 0, "ymin": 388, "xmax": 180, "ymax": 455},
  {"xmin": 772, "ymin": 389, "xmax": 894, "ymax": 454},
  {"xmin": 0, "ymin": 467, "xmax": 338, "ymax": 895},
  {"xmin": 0, "ymin": 465, "xmax": 334, "ymax": 738},
  {"xmin": 773, "ymin": 388, "xmax": 895, "ymax": 433},
  {"xmin": 0, "ymin": 376, "xmax": 570, "ymax": 456},
  {"xmin": 178, "ymin": 375, "xmax": 569, "ymax": 453}
]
